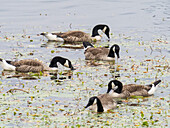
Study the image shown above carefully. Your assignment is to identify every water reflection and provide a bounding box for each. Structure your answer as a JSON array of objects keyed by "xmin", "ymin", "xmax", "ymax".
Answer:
[
  {"xmin": 1, "ymin": 70, "xmax": 73, "ymax": 81},
  {"xmin": 41, "ymin": 41, "xmax": 84, "ymax": 49},
  {"xmin": 109, "ymin": 63, "xmax": 121, "ymax": 78},
  {"xmin": 84, "ymin": 60, "xmax": 121, "ymax": 78},
  {"xmin": 85, "ymin": 60, "xmax": 103, "ymax": 67},
  {"xmin": 40, "ymin": 41, "xmax": 61, "ymax": 48},
  {"xmin": 1, "ymin": 70, "xmax": 38, "ymax": 80},
  {"xmin": 49, "ymin": 71, "xmax": 72, "ymax": 81}
]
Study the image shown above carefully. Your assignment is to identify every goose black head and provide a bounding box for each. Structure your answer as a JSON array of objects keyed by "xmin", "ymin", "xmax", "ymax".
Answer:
[
  {"xmin": 85, "ymin": 96, "xmax": 104, "ymax": 112},
  {"xmin": 92, "ymin": 24, "xmax": 110, "ymax": 41},
  {"xmin": 40, "ymin": 32, "xmax": 48, "ymax": 36},
  {"xmin": 107, "ymin": 80, "xmax": 123, "ymax": 94},
  {"xmin": 49, "ymin": 56, "xmax": 75, "ymax": 70},
  {"xmin": 108, "ymin": 44, "xmax": 120, "ymax": 58}
]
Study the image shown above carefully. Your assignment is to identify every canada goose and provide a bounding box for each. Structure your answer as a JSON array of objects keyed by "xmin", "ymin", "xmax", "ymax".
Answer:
[
  {"xmin": 0, "ymin": 56, "xmax": 74, "ymax": 73},
  {"xmin": 106, "ymin": 80, "xmax": 161, "ymax": 98},
  {"xmin": 40, "ymin": 24, "xmax": 110, "ymax": 43},
  {"xmin": 85, "ymin": 94, "xmax": 117, "ymax": 112},
  {"xmin": 83, "ymin": 42, "xmax": 120, "ymax": 61}
]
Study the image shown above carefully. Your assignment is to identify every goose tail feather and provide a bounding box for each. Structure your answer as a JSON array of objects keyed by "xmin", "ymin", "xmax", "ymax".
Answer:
[{"xmin": 0, "ymin": 58, "xmax": 15, "ymax": 70}]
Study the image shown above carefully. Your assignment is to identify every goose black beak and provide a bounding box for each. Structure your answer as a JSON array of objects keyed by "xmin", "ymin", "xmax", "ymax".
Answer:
[
  {"xmin": 85, "ymin": 103, "xmax": 90, "ymax": 108},
  {"xmin": 71, "ymin": 67, "xmax": 76, "ymax": 70}
]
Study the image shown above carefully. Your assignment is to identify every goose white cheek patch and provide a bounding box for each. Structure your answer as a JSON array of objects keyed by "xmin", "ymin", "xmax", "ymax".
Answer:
[
  {"xmin": 112, "ymin": 82, "xmax": 118, "ymax": 90},
  {"xmin": 93, "ymin": 98, "xmax": 97, "ymax": 105},
  {"xmin": 102, "ymin": 26, "xmax": 107, "ymax": 33},
  {"xmin": 111, "ymin": 82, "xmax": 115, "ymax": 89},
  {"xmin": 112, "ymin": 46, "xmax": 115, "ymax": 52},
  {"xmin": 64, "ymin": 60, "xmax": 69, "ymax": 68}
]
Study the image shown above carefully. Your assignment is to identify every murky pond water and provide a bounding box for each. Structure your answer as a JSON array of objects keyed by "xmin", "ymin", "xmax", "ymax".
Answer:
[{"xmin": 0, "ymin": 0, "xmax": 169, "ymax": 127}]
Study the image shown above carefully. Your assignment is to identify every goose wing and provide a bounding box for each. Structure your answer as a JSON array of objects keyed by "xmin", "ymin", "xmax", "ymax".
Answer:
[
  {"xmin": 51, "ymin": 32, "xmax": 65, "ymax": 37},
  {"xmin": 123, "ymin": 84, "xmax": 150, "ymax": 92},
  {"xmin": 11, "ymin": 59, "xmax": 43, "ymax": 67},
  {"xmin": 11, "ymin": 59, "xmax": 44, "ymax": 73},
  {"xmin": 16, "ymin": 65, "xmax": 44, "ymax": 73},
  {"xmin": 130, "ymin": 89, "xmax": 149, "ymax": 97},
  {"xmin": 62, "ymin": 31, "xmax": 91, "ymax": 43},
  {"xmin": 58, "ymin": 31, "xmax": 86, "ymax": 38},
  {"xmin": 85, "ymin": 47, "xmax": 109, "ymax": 60},
  {"xmin": 123, "ymin": 84, "xmax": 151, "ymax": 97},
  {"xmin": 52, "ymin": 31, "xmax": 91, "ymax": 43}
]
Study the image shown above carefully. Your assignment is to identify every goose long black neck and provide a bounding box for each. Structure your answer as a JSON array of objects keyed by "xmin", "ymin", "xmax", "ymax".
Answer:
[
  {"xmin": 91, "ymin": 24, "xmax": 107, "ymax": 37},
  {"xmin": 96, "ymin": 98, "xmax": 104, "ymax": 112},
  {"xmin": 107, "ymin": 83, "xmax": 112, "ymax": 93},
  {"xmin": 146, "ymin": 80, "xmax": 161, "ymax": 88}
]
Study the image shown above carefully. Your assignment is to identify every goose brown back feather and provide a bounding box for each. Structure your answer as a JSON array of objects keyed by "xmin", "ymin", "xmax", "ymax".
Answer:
[
  {"xmin": 84, "ymin": 47, "xmax": 109, "ymax": 60},
  {"xmin": 122, "ymin": 84, "xmax": 151, "ymax": 97},
  {"xmin": 123, "ymin": 84, "xmax": 151, "ymax": 92},
  {"xmin": 11, "ymin": 59, "xmax": 44, "ymax": 72},
  {"xmin": 56, "ymin": 31, "xmax": 86, "ymax": 38},
  {"xmin": 52, "ymin": 31, "xmax": 92, "ymax": 43},
  {"xmin": 11, "ymin": 60, "xmax": 43, "ymax": 67},
  {"xmin": 16, "ymin": 65, "xmax": 44, "ymax": 73}
]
